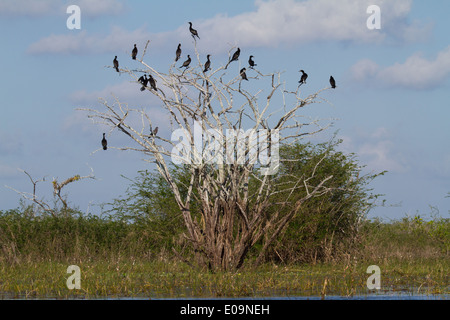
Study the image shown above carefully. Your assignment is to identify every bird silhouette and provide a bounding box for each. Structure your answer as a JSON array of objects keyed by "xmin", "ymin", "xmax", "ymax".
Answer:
[
  {"xmin": 203, "ymin": 54, "xmax": 211, "ymax": 73},
  {"xmin": 299, "ymin": 70, "xmax": 308, "ymax": 85},
  {"xmin": 240, "ymin": 68, "xmax": 249, "ymax": 81},
  {"xmin": 175, "ymin": 43, "xmax": 182, "ymax": 62},
  {"xmin": 249, "ymin": 55, "xmax": 257, "ymax": 68},
  {"xmin": 139, "ymin": 75, "xmax": 148, "ymax": 91},
  {"xmin": 113, "ymin": 56, "xmax": 119, "ymax": 72},
  {"xmin": 131, "ymin": 44, "xmax": 138, "ymax": 60},
  {"xmin": 188, "ymin": 22, "xmax": 200, "ymax": 40},
  {"xmin": 330, "ymin": 76, "xmax": 336, "ymax": 89},
  {"xmin": 153, "ymin": 127, "xmax": 159, "ymax": 136},
  {"xmin": 148, "ymin": 74, "xmax": 157, "ymax": 91},
  {"xmin": 225, "ymin": 48, "xmax": 240, "ymax": 69},
  {"xmin": 181, "ymin": 55, "xmax": 191, "ymax": 69},
  {"xmin": 101, "ymin": 133, "xmax": 107, "ymax": 150}
]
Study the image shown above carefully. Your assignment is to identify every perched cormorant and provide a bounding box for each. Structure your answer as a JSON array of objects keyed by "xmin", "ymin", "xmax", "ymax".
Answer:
[
  {"xmin": 175, "ymin": 43, "xmax": 182, "ymax": 62},
  {"xmin": 113, "ymin": 56, "xmax": 119, "ymax": 72},
  {"xmin": 148, "ymin": 74, "xmax": 157, "ymax": 91},
  {"xmin": 153, "ymin": 127, "xmax": 159, "ymax": 136},
  {"xmin": 203, "ymin": 54, "xmax": 211, "ymax": 73},
  {"xmin": 131, "ymin": 44, "xmax": 138, "ymax": 60},
  {"xmin": 330, "ymin": 76, "xmax": 336, "ymax": 89},
  {"xmin": 299, "ymin": 70, "xmax": 308, "ymax": 85},
  {"xmin": 225, "ymin": 48, "xmax": 240, "ymax": 69},
  {"xmin": 139, "ymin": 75, "xmax": 148, "ymax": 91},
  {"xmin": 240, "ymin": 68, "xmax": 249, "ymax": 81},
  {"xmin": 101, "ymin": 133, "xmax": 107, "ymax": 150},
  {"xmin": 249, "ymin": 55, "xmax": 257, "ymax": 68},
  {"xmin": 188, "ymin": 22, "xmax": 200, "ymax": 40},
  {"xmin": 181, "ymin": 55, "xmax": 191, "ymax": 69}
]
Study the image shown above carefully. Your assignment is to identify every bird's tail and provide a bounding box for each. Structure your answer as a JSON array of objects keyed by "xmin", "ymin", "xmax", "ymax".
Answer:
[
  {"xmin": 103, "ymin": 146, "xmax": 107, "ymax": 150},
  {"xmin": 140, "ymin": 86, "xmax": 145, "ymax": 91},
  {"xmin": 115, "ymin": 67, "xmax": 119, "ymax": 72}
]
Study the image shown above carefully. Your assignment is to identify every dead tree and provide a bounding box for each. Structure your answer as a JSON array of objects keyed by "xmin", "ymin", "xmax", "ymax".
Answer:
[
  {"xmin": 81, "ymin": 41, "xmax": 334, "ymax": 271},
  {"xmin": 7, "ymin": 168, "xmax": 95, "ymax": 217}
]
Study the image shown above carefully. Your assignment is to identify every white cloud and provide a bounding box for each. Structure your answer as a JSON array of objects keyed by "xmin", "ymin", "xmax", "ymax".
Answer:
[
  {"xmin": 340, "ymin": 127, "xmax": 408, "ymax": 173},
  {"xmin": 69, "ymin": 79, "xmax": 161, "ymax": 107},
  {"xmin": 0, "ymin": 164, "xmax": 20, "ymax": 179},
  {"xmin": 0, "ymin": 0, "xmax": 56, "ymax": 16},
  {"xmin": 27, "ymin": 26, "xmax": 163, "ymax": 55},
  {"xmin": 351, "ymin": 45, "xmax": 450, "ymax": 90},
  {"xmin": 27, "ymin": 0, "xmax": 429, "ymax": 55},
  {"xmin": 66, "ymin": 80, "xmax": 171, "ymax": 138},
  {"xmin": 0, "ymin": 0, "xmax": 124, "ymax": 17},
  {"xmin": 192, "ymin": 0, "xmax": 427, "ymax": 50}
]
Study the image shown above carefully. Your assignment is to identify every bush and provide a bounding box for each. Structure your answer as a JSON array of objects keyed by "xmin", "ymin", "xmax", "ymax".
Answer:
[
  {"xmin": 254, "ymin": 139, "xmax": 384, "ymax": 264},
  {"xmin": 108, "ymin": 138, "xmax": 384, "ymax": 264}
]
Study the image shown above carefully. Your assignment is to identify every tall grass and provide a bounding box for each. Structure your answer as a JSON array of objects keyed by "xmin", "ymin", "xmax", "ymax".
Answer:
[{"xmin": 0, "ymin": 207, "xmax": 448, "ymax": 298}]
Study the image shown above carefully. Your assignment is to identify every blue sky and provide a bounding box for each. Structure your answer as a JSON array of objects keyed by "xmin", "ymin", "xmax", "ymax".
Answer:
[{"xmin": 0, "ymin": 0, "xmax": 449, "ymax": 220}]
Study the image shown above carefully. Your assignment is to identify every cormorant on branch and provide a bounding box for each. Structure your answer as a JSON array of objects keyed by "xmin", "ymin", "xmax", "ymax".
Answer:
[
  {"xmin": 188, "ymin": 22, "xmax": 200, "ymax": 40},
  {"xmin": 113, "ymin": 56, "xmax": 119, "ymax": 72},
  {"xmin": 203, "ymin": 54, "xmax": 211, "ymax": 73},
  {"xmin": 138, "ymin": 74, "xmax": 146, "ymax": 85},
  {"xmin": 101, "ymin": 133, "xmax": 107, "ymax": 150},
  {"xmin": 139, "ymin": 75, "xmax": 148, "ymax": 91},
  {"xmin": 131, "ymin": 44, "xmax": 138, "ymax": 60},
  {"xmin": 153, "ymin": 127, "xmax": 159, "ymax": 136},
  {"xmin": 148, "ymin": 74, "xmax": 157, "ymax": 91},
  {"xmin": 299, "ymin": 69, "xmax": 308, "ymax": 85},
  {"xmin": 225, "ymin": 47, "xmax": 240, "ymax": 69},
  {"xmin": 249, "ymin": 55, "xmax": 257, "ymax": 68},
  {"xmin": 175, "ymin": 43, "xmax": 182, "ymax": 62},
  {"xmin": 330, "ymin": 76, "xmax": 336, "ymax": 89},
  {"xmin": 181, "ymin": 55, "xmax": 191, "ymax": 69},
  {"xmin": 240, "ymin": 68, "xmax": 249, "ymax": 81}
]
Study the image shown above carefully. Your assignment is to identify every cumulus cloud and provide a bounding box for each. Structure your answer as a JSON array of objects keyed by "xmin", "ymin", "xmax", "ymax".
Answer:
[
  {"xmin": 28, "ymin": 27, "xmax": 155, "ymax": 55},
  {"xmin": 340, "ymin": 127, "xmax": 408, "ymax": 173},
  {"xmin": 0, "ymin": 0, "xmax": 124, "ymax": 17},
  {"xmin": 27, "ymin": 0, "xmax": 429, "ymax": 55},
  {"xmin": 351, "ymin": 45, "xmax": 450, "ymax": 90}
]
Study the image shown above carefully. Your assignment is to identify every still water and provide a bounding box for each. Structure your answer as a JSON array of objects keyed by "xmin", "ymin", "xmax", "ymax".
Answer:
[{"xmin": 2, "ymin": 293, "xmax": 447, "ymax": 300}]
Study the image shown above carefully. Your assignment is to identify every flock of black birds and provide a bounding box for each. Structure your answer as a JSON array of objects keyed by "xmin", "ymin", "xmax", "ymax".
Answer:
[{"xmin": 104, "ymin": 22, "xmax": 337, "ymax": 150}]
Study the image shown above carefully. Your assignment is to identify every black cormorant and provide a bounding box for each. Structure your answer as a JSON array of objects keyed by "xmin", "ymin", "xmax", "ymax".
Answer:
[
  {"xmin": 101, "ymin": 133, "xmax": 107, "ymax": 150},
  {"xmin": 175, "ymin": 43, "xmax": 182, "ymax": 62},
  {"xmin": 299, "ymin": 70, "xmax": 308, "ymax": 85},
  {"xmin": 139, "ymin": 75, "xmax": 148, "ymax": 91},
  {"xmin": 330, "ymin": 76, "xmax": 336, "ymax": 89},
  {"xmin": 225, "ymin": 48, "xmax": 240, "ymax": 69},
  {"xmin": 131, "ymin": 44, "xmax": 138, "ymax": 60},
  {"xmin": 113, "ymin": 56, "xmax": 119, "ymax": 72},
  {"xmin": 249, "ymin": 55, "xmax": 257, "ymax": 68},
  {"xmin": 203, "ymin": 54, "xmax": 211, "ymax": 73},
  {"xmin": 188, "ymin": 22, "xmax": 200, "ymax": 40},
  {"xmin": 240, "ymin": 68, "xmax": 249, "ymax": 81},
  {"xmin": 148, "ymin": 74, "xmax": 157, "ymax": 91},
  {"xmin": 181, "ymin": 55, "xmax": 191, "ymax": 69}
]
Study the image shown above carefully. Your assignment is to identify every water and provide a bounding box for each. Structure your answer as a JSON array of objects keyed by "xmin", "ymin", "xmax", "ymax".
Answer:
[{"xmin": 2, "ymin": 293, "xmax": 447, "ymax": 300}]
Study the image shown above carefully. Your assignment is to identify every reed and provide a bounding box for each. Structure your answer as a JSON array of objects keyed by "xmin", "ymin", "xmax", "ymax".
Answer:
[{"xmin": 0, "ymin": 209, "xmax": 448, "ymax": 298}]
